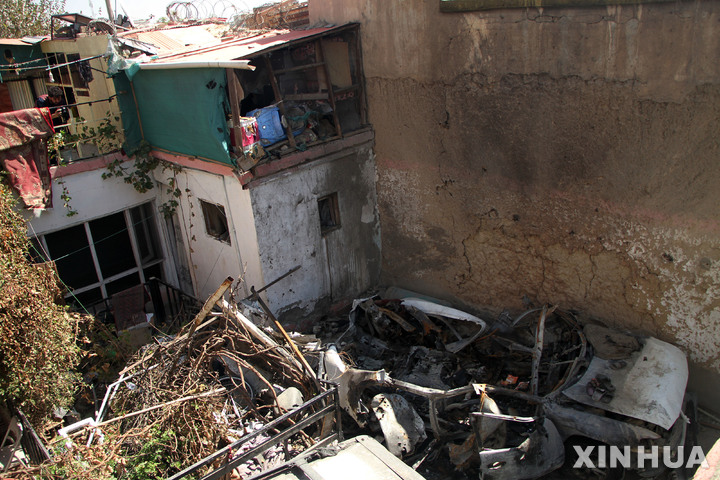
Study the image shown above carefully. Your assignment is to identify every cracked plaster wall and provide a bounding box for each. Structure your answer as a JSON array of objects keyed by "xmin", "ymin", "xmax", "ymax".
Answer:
[
  {"xmin": 311, "ymin": 1, "xmax": 720, "ymax": 380},
  {"xmin": 249, "ymin": 144, "xmax": 381, "ymax": 323}
]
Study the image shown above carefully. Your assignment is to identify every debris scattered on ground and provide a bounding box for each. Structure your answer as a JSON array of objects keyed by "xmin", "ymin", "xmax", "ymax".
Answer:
[
  {"xmin": 0, "ymin": 282, "xmax": 701, "ymax": 480},
  {"xmin": 3, "ymin": 277, "xmax": 335, "ymax": 479},
  {"xmin": 315, "ymin": 292, "xmax": 695, "ymax": 480}
]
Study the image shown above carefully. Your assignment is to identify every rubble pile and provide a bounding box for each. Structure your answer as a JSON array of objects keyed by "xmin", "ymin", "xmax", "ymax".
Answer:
[
  {"xmin": 3, "ymin": 283, "xmax": 329, "ymax": 479},
  {"xmin": 104, "ymin": 297, "xmax": 326, "ymax": 477},
  {"xmin": 0, "ymin": 283, "xmax": 697, "ymax": 480}
]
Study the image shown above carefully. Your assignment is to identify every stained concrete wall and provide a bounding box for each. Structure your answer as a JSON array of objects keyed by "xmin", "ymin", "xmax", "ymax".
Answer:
[
  {"xmin": 310, "ymin": 0, "xmax": 720, "ymax": 386},
  {"xmin": 165, "ymin": 168, "xmax": 264, "ymax": 300},
  {"xmin": 248, "ymin": 141, "xmax": 381, "ymax": 322}
]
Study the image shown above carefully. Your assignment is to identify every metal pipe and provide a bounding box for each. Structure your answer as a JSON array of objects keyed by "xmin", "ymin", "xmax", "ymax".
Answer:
[{"xmin": 138, "ymin": 61, "xmax": 255, "ymax": 71}]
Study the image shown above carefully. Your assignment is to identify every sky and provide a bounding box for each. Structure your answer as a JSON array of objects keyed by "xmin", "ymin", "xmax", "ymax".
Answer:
[{"xmin": 63, "ymin": 0, "xmax": 274, "ymax": 21}]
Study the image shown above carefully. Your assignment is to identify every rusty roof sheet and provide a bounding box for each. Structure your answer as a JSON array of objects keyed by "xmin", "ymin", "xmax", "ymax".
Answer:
[
  {"xmin": 0, "ymin": 38, "xmax": 41, "ymax": 45},
  {"xmin": 146, "ymin": 24, "xmax": 356, "ymax": 64},
  {"xmin": 120, "ymin": 25, "xmax": 222, "ymax": 54},
  {"xmin": 123, "ymin": 31, "xmax": 185, "ymax": 53}
]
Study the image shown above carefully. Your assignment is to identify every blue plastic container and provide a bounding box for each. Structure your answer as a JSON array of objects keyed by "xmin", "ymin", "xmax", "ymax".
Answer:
[{"xmin": 248, "ymin": 106, "xmax": 286, "ymax": 146}]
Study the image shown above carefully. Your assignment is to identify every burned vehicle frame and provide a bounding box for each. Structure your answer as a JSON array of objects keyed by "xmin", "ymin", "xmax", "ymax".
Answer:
[{"xmin": 320, "ymin": 297, "xmax": 693, "ymax": 479}]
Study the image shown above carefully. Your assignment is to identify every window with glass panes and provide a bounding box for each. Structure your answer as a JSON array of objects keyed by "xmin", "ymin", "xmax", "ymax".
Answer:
[{"xmin": 29, "ymin": 202, "xmax": 164, "ymax": 312}]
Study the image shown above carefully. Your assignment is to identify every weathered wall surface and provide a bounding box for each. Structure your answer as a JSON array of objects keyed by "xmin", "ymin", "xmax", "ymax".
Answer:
[
  {"xmin": 167, "ymin": 168, "xmax": 263, "ymax": 300},
  {"xmin": 249, "ymin": 141, "xmax": 381, "ymax": 322},
  {"xmin": 25, "ymin": 161, "xmax": 182, "ymax": 292},
  {"xmin": 311, "ymin": 0, "xmax": 720, "ymax": 377},
  {"xmin": 25, "ymin": 165, "xmax": 155, "ymax": 234}
]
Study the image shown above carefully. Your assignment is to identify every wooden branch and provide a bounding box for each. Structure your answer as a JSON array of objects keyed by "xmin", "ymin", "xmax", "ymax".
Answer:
[
  {"xmin": 220, "ymin": 299, "xmax": 303, "ymax": 371},
  {"xmin": 94, "ymin": 388, "xmax": 226, "ymax": 428},
  {"xmin": 188, "ymin": 276, "xmax": 233, "ymax": 337},
  {"xmin": 251, "ymin": 286, "xmax": 322, "ymax": 392}
]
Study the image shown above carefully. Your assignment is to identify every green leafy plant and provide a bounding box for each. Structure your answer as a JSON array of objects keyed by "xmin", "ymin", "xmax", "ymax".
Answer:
[
  {"xmin": 50, "ymin": 115, "xmax": 184, "ymax": 218},
  {"xmin": 47, "ymin": 113, "xmax": 123, "ymax": 217},
  {"xmin": 74, "ymin": 113, "xmax": 122, "ymax": 155},
  {"xmin": 124, "ymin": 427, "xmax": 184, "ymax": 480},
  {"xmin": 0, "ymin": 0, "xmax": 65, "ymax": 38},
  {"xmin": 0, "ymin": 178, "xmax": 81, "ymax": 424},
  {"xmin": 57, "ymin": 178, "xmax": 78, "ymax": 217},
  {"xmin": 103, "ymin": 140, "xmax": 183, "ymax": 217}
]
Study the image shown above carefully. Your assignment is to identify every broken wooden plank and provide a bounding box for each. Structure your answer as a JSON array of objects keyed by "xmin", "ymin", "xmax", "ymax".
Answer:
[
  {"xmin": 220, "ymin": 298, "xmax": 303, "ymax": 372},
  {"xmin": 188, "ymin": 276, "xmax": 233, "ymax": 337},
  {"xmin": 251, "ymin": 286, "xmax": 321, "ymax": 391}
]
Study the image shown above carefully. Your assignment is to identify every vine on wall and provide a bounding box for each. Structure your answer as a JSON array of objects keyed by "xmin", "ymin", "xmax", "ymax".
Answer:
[
  {"xmin": 102, "ymin": 140, "xmax": 183, "ymax": 217},
  {"xmin": 50, "ymin": 114, "xmax": 184, "ymax": 218}
]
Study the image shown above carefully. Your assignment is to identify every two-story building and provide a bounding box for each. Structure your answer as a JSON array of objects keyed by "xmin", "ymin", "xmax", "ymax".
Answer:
[{"xmin": 4, "ymin": 16, "xmax": 380, "ymax": 327}]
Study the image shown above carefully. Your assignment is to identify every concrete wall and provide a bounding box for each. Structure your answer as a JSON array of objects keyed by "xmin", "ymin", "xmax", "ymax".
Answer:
[
  {"xmin": 25, "ymin": 163, "xmax": 156, "ymax": 234},
  {"xmin": 248, "ymin": 141, "xmax": 381, "ymax": 322},
  {"xmin": 310, "ymin": 0, "xmax": 720, "ymax": 380},
  {"xmin": 163, "ymin": 168, "xmax": 264, "ymax": 300}
]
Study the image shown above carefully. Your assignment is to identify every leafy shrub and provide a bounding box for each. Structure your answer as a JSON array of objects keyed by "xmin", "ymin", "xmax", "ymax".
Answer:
[{"xmin": 0, "ymin": 180, "xmax": 81, "ymax": 423}]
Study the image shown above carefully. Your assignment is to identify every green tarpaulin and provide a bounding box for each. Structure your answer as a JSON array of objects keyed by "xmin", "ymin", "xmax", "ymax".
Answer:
[{"xmin": 114, "ymin": 68, "xmax": 232, "ymax": 165}]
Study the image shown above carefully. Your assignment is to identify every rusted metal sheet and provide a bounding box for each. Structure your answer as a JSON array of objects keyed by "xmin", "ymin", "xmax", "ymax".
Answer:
[{"xmin": 144, "ymin": 24, "xmax": 359, "ymax": 65}]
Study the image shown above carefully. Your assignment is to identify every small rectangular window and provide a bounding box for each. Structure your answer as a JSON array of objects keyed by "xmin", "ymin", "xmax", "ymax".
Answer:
[
  {"xmin": 318, "ymin": 193, "xmax": 340, "ymax": 235},
  {"xmin": 200, "ymin": 200, "xmax": 230, "ymax": 244}
]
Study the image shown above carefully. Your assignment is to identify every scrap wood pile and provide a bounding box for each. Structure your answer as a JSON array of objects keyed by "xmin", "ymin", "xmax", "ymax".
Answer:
[
  {"xmin": 108, "ymin": 302, "xmax": 321, "ymax": 476},
  {"xmin": 11, "ymin": 280, "xmax": 328, "ymax": 480}
]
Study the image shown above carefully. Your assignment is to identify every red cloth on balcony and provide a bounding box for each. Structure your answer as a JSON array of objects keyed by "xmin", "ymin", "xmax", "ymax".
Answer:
[{"xmin": 0, "ymin": 108, "xmax": 54, "ymax": 209}]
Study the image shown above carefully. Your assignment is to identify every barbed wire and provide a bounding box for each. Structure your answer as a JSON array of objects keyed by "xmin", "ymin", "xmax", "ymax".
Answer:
[
  {"xmin": 164, "ymin": 0, "xmax": 308, "ymax": 30},
  {"xmin": 165, "ymin": 0, "xmax": 252, "ymax": 22}
]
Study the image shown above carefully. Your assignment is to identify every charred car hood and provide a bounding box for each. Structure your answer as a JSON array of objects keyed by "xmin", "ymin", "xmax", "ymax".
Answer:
[{"xmin": 562, "ymin": 336, "xmax": 688, "ymax": 430}]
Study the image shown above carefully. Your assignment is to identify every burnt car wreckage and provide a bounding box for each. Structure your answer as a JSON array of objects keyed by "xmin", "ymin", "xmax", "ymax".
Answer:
[
  {"xmin": 22, "ymin": 277, "xmax": 694, "ymax": 479},
  {"xmin": 316, "ymin": 296, "xmax": 695, "ymax": 480}
]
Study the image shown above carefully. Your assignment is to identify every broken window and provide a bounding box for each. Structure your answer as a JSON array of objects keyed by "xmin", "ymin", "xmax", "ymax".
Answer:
[
  {"xmin": 46, "ymin": 52, "xmax": 90, "ymax": 102},
  {"xmin": 29, "ymin": 202, "xmax": 164, "ymax": 313},
  {"xmin": 200, "ymin": 200, "xmax": 230, "ymax": 244},
  {"xmin": 318, "ymin": 193, "xmax": 340, "ymax": 234},
  {"xmin": 227, "ymin": 25, "xmax": 366, "ymax": 162}
]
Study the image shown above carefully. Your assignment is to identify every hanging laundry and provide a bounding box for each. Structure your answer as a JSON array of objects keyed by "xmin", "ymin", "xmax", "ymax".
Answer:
[
  {"xmin": 78, "ymin": 60, "xmax": 94, "ymax": 84},
  {"xmin": 0, "ymin": 108, "xmax": 54, "ymax": 209}
]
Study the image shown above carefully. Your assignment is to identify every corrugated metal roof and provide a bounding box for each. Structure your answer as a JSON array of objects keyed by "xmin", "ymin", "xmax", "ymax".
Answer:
[
  {"xmin": 0, "ymin": 39, "xmax": 39, "ymax": 46},
  {"xmin": 124, "ymin": 31, "xmax": 185, "ymax": 53},
  {"xmin": 121, "ymin": 25, "xmax": 222, "ymax": 54},
  {"xmin": 145, "ymin": 24, "xmax": 356, "ymax": 64},
  {"xmin": 157, "ymin": 25, "xmax": 222, "ymax": 46}
]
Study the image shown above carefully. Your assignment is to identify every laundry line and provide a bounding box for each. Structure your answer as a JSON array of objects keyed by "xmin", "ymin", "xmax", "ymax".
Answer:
[
  {"xmin": 46, "ymin": 53, "xmax": 106, "ymax": 71},
  {"xmin": 0, "ymin": 58, "xmax": 48, "ymax": 71}
]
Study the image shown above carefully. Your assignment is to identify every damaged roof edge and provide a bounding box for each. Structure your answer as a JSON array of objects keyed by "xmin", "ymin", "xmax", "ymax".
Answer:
[
  {"xmin": 147, "ymin": 23, "xmax": 360, "ymax": 65},
  {"xmin": 236, "ymin": 23, "xmax": 361, "ymax": 60},
  {"xmin": 137, "ymin": 60, "xmax": 254, "ymax": 70}
]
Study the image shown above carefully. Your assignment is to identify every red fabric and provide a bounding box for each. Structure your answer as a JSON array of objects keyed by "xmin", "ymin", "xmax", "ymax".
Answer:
[
  {"xmin": 239, "ymin": 117, "xmax": 259, "ymax": 150},
  {"xmin": 0, "ymin": 108, "xmax": 54, "ymax": 209}
]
